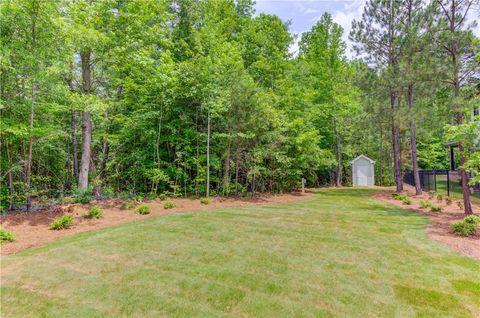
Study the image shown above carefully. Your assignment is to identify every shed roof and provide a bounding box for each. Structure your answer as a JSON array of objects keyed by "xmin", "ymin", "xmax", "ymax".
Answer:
[{"xmin": 351, "ymin": 154, "xmax": 375, "ymax": 164}]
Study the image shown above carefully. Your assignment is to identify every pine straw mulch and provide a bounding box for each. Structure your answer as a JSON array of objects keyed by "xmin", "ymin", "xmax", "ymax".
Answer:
[
  {"xmin": 1, "ymin": 192, "xmax": 310, "ymax": 255},
  {"xmin": 373, "ymin": 184, "xmax": 480, "ymax": 262}
]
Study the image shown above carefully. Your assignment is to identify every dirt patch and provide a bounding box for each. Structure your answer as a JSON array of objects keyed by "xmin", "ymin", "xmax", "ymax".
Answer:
[
  {"xmin": 0, "ymin": 192, "xmax": 310, "ymax": 255},
  {"xmin": 373, "ymin": 184, "xmax": 480, "ymax": 262}
]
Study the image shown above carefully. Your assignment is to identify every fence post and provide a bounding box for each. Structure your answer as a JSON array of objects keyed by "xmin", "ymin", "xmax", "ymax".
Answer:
[
  {"xmin": 434, "ymin": 170, "xmax": 437, "ymax": 192},
  {"xmin": 447, "ymin": 170, "xmax": 450, "ymax": 197}
]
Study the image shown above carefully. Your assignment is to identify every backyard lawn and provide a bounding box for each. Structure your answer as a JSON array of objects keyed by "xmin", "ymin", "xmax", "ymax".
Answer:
[{"xmin": 1, "ymin": 188, "xmax": 479, "ymax": 317}]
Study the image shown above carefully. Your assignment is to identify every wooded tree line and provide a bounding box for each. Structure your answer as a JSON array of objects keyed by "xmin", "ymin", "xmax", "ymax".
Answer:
[{"xmin": 0, "ymin": 0, "xmax": 478, "ymax": 213}]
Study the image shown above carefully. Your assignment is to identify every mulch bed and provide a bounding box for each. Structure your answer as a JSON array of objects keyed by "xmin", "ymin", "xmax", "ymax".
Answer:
[
  {"xmin": 373, "ymin": 185, "xmax": 480, "ymax": 262},
  {"xmin": 1, "ymin": 192, "xmax": 310, "ymax": 255}
]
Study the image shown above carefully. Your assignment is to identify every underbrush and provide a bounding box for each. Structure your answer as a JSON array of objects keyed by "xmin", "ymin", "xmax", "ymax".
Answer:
[
  {"xmin": 85, "ymin": 206, "xmax": 103, "ymax": 219},
  {"xmin": 135, "ymin": 205, "xmax": 151, "ymax": 215},
  {"xmin": 163, "ymin": 201, "xmax": 176, "ymax": 209}
]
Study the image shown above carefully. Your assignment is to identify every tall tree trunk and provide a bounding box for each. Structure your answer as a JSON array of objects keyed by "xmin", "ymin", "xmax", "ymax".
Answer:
[
  {"xmin": 6, "ymin": 143, "xmax": 14, "ymax": 210},
  {"xmin": 206, "ymin": 101, "xmax": 210, "ymax": 197},
  {"xmin": 78, "ymin": 50, "xmax": 92, "ymax": 191},
  {"xmin": 234, "ymin": 149, "xmax": 240, "ymax": 195},
  {"xmin": 71, "ymin": 110, "xmax": 79, "ymax": 179},
  {"xmin": 25, "ymin": 80, "xmax": 35, "ymax": 211},
  {"xmin": 408, "ymin": 84, "xmax": 422, "ymax": 195},
  {"xmin": 390, "ymin": 88, "xmax": 403, "ymax": 192},
  {"xmin": 223, "ymin": 148, "xmax": 230, "ymax": 195},
  {"xmin": 334, "ymin": 120, "xmax": 342, "ymax": 187}
]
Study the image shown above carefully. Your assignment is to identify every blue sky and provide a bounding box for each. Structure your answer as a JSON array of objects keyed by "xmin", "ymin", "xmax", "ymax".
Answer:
[
  {"xmin": 255, "ymin": 0, "xmax": 480, "ymax": 58},
  {"xmin": 255, "ymin": 0, "xmax": 366, "ymax": 57}
]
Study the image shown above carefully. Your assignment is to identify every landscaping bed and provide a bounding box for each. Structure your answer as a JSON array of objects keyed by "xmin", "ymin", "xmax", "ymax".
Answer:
[
  {"xmin": 0, "ymin": 192, "xmax": 309, "ymax": 255},
  {"xmin": 373, "ymin": 184, "xmax": 480, "ymax": 261}
]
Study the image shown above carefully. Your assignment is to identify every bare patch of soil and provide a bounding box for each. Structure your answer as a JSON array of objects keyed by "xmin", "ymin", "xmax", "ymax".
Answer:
[
  {"xmin": 373, "ymin": 184, "xmax": 480, "ymax": 262},
  {"xmin": 1, "ymin": 192, "xmax": 310, "ymax": 255}
]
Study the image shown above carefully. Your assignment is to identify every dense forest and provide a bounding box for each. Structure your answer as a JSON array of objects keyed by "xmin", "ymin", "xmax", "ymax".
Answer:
[{"xmin": 0, "ymin": 0, "xmax": 479, "ymax": 213}]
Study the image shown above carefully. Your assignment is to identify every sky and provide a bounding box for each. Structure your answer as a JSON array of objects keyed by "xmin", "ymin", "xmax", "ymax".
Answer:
[{"xmin": 254, "ymin": 0, "xmax": 480, "ymax": 59}]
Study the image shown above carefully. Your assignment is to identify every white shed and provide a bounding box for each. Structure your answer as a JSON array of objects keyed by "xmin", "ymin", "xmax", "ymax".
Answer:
[{"xmin": 351, "ymin": 155, "xmax": 375, "ymax": 186}]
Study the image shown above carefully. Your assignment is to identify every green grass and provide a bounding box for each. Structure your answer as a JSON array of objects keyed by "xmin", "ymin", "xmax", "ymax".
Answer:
[{"xmin": 1, "ymin": 189, "xmax": 479, "ymax": 317}]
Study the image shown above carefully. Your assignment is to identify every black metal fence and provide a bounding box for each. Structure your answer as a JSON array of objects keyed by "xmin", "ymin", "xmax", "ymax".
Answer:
[{"xmin": 404, "ymin": 170, "xmax": 480, "ymax": 199}]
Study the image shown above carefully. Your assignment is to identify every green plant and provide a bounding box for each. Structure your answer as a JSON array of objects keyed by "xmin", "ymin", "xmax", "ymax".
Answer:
[
  {"xmin": 428, "ymin": 191, "xmax": 435, "ymax": 199},
  {"xmin": 200, "ymin": 197, "xmax": 210, "ymax": 205},
  {"xmin": 86, "ymin": 206, "xmax": 103, "ymax": 219},
  {"xmin": 135, "ymin": 205, "xmax": 151, "ymax": 215},
  {"xmin": 450, "ymin": 221, "xmax": 476, "ymax": 236},
  {"xmin": 147, "ymin": 192, "xmax": 157, "ymax": 200},
  {"xmin": 62, "ymin": 196, "xmax": 75, "ymax": 204},
  {"xmin": 0, "ymin": 227, "xmax": 15, "ymax": 243},
  {"xmin": 401, "ymin": 197, "xmax": 412, "ymax": 205},
  {"xmin": 430, "ymin": 204, "xmax": 442, "ymax": 212},
  {"xmin": 436, "ymin": 194, "xmax": 443, "ymax": 201},
  {"xmin": 50, "ymin": 214, "xmax": 74, "ymax": 230},
  {"xmin": 445, "ymin": 197, "xmax": 452, "ymax": 205},
  {"xmin": 121, "ymin": 200, "xmax": 136, "ymax": 210},
  {"xmin": 163, "ymin": 201, "xmax": 176, "ymax": 209},
  {"xmin": 420, "ymin": 200, "xmax": 432, "ymax": 209},
  {"xmin": 463, "ymin": 215, "xmax": 480, "ymax": 225},
  {"xmin": 158, "ymin": 193, "xmax": 167, "ymax": 201},
  {"xmin": 75, "ymin": 190, "xmax": 92, "ymax": 204},
  {"xmin": 392, "ymin": 193, "xmax": 407, "ymax": 201}
]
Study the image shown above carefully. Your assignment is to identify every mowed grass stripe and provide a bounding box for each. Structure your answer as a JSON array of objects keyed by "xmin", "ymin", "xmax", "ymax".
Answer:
[{"xmin": 1, "ymin": 188, "xmax": 479, "ymax": 317}]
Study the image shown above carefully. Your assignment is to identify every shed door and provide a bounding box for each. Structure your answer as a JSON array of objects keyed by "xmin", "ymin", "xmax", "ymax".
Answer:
[{"xmin": 357, "ymin": 165, "xmax": 369, "ymax": 186}]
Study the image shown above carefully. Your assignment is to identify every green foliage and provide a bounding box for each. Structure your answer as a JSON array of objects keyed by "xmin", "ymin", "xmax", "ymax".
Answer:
[
  {"xmin": 0, "ymin": 227, "xmax": 15, "ymax": 243},
  {"xmin": 200, "ymin": 197, "xmax": 210, "ymax": 205},
  {"xmin": 450, "ymin": 222, "xmax": 476, "ymax": 237},
  {"xmin": 430, "ymin": 205, "xmax": 442, "ymax": 213},
  {"xmin": 463, "ymin": 215, "xmax": 480, "ymax": 225},
  {"xmin": 50, "ymin": 214, "xmax": 74, "ymax": 230},
  {"xmin": 158, "ymin": 193, "xmax": 167, "ymax": 201},
  {"xmin": 436, "ymin": 194, "xmax": 443, "ymax": 201},
  {"xmin": 85, "ymin": 206, "xmax": 103, "ymax": 219},
  {"xmin": 401, "ymin": 197, "xmax": 412, "ymax": 205},
  {"xmin": 428, "ymin": 191, "xmax": 436, "ymax": 200},
  {"xmin": 135, "ymin": 205, "xmax": 151, "ymax": 215},
  {"xmin": 420, "ymin": 200, "xmax": 433, "ymax": 209},
  {"xmin": 163, "ymin": 201, "xmax": 176, "ymax": 209},
  {"xmin": 74, "ymin": 190, "xmax": 92, "ymax": 204},
  {"xmin": 62, "ymin": 196, "xmax": 75, "ymax": 205}
]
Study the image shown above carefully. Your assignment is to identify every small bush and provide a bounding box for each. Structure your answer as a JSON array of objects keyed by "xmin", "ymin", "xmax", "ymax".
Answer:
[
  {"xmin": 451, "ymin": 222, "xmax": 476, "ymax": 236},
  {"xmin": 464, "ymin": 215, "xmax": 480, "ymax": 225},
  {"xmin": 445, "ymin": 197, "xmax": 452, "ymax": 205},
  {"xmin": 200, "ymin": 197, "xmax": 210, "ymax": 205},
  {"xmin": 420, "ymin": 200, "xmax": 432, "ymax": 209},
  {"xmin": 62, "ymin": 196, "xmax": 75, "ymax": 204},
  {"xmin": 392, "ymin": 193, "xmax": 407, "ymax": 201},
  {"xmin": 428, "ymin": 191, "xmax": 435, "ymax": 199},
  {"xmin": 158, "ymin": 193, "xmax": 167, "ymax": 201},
  {"xmin": 147, "ymin": 192, "xmax": 157, "ymax": 200},
  {"xmin": 121, "ymin": 200, "xmax": 136, "ymax": 210},
  {"xmin": 86, "ymin": 206, "xmax": 103, "ymax": 219},
  {"xmin": 401, "ymin": 197, "xmax": 412, "ymax": 205},
  {"xmin": 75, "ymin": 190, "xmax": 92, "ymax": 204},
  {"xmin": 135, "ymin": 205, "xmax": 151, "ymax": 215},
  {"xmin": 163, "ymin": 201, "xmax": 176, "ymax": 209},
  {"xmin": 436, "ymin": 194, "xmax": 443, "ymax": 201},
  {"xmin": 0, "ymin": 227, "xmax": 15, "ymax": 244},
  {"xmin": 430, "ymin": 204, "xmax": 442, "ymax": 212},
  {"xmin": 50, "ymin": 214, "xmax": 74, "ymax": 230}
]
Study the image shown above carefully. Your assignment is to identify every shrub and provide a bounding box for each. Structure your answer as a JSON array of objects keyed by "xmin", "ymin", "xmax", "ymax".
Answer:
[
  {"xmin": 62, "ymin": 196, "xmax": 75, "ymax": 204},
  {"xmin": 158, "ymin": 193, "xmax": 167, "ymax": 201},
  {"xmin": 163, "ymin": 201, "xmax": 176, "ymax": 209},
  {"xmin": 200, "ymin": 197, "xmax": 210, "ymax": 205},
  {"xmin": 147, "ymin": 192, "xmax": 157, "ymax": 200},
  {"xmin": 401, "ymin": 197, "xmax": 412, "ymax": 205},
  {"xmin": 392, "ymin": 193, "xmax": 407, "ymax": 201},
  {"xmin": 135, "ymin": 205, "xmax": 151, "ymax": 215},
  {"xmin": 428, "ymin": 191, "xmax": 435, "ymax": 199},
  {"xmin": 451, "ymin": 221, "xmax": 476, "ymax": 236},
  {"xmin": 86, "ymin": 206, "xmax": 103, "ymax": 219},
  {"xmin": 420, "ymin": 200, "xmax": 432, "ymax": 209},
  {"xmin": 436, "ymin": 194, "xmax": 443, "ymax": 201},
  {"xmin": 445, "ymin": 197, "xmax": 452, "ymax": 205},
  {"xmin": 464, "ymin": 215, "xmax": 480, "ymax": 225},
  {"xmin": 0, "ymin": 227, "xmax": 15, "ymax": 244},
  {"xmin": 50, "ymin": 214, "xmax": 74, "ymax": 230},
  {"xmin": 430, "ymin": 204, "xmax": 442, "ymax": 212},
  {"xmin": 121, "ymin": 200, "xmax": 136, "ymax": 210},
  {"xmin": 75, "ymin": 190, "xmax": 91, "ymax": 204}
]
